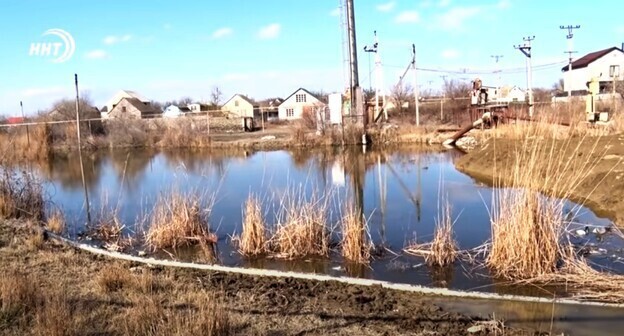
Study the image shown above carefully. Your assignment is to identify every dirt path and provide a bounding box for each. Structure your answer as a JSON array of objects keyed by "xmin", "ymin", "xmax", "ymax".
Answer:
[
  {"xmin": 455, "ymin": 134, "xmax": 624, "ymax": 226},
  {"xmin": 0, "ymin": 220, "xmax": 537, "ymax": 336}
]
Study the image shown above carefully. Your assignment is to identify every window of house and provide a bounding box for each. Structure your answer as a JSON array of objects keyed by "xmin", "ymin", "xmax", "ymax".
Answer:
[
  {"xmin": 295, "ymin": 94, "xmax": 306, "ymax": 103},
  {"xmin": 235, "ymin": 101, "xmax": 239, "ymax": 107},
  {"xmin": 286, "ymin": 108, "xmax": 294, "ymax": 117},
  {"xmin": 122, "ymin": 106, "xmax": 127, "ymax": 113}
]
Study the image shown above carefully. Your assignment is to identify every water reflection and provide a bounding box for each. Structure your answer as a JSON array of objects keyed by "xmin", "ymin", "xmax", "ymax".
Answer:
[{"xmin": 31, "ymin": 146, "xmax": 620, "ymax": 295}]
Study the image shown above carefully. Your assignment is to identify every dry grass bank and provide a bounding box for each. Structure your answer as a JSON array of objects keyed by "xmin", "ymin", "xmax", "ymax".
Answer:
[
  {"xmin": 0, "ymin": 220, "xmax": 520, "ymax": 335},
  {"xmin": 0, "ymin": 168, "xmax": 44, "ymax": 221}
]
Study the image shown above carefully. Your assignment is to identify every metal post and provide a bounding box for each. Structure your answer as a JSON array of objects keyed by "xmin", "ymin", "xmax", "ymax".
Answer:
[
  {"xmin": 74, "ymin": 74, "xmax": 91, "ymax": 225},
  {"xmin": 412, "ymin": 44, "xmax": 419, "ymax": 126},
  {"xmin": 19, "ymin": 101, "xmax": 30, "ymax": 147},
  {"xmin": 345, "ymin": 0, "xmax": 363, "ymax": 127},
  {"xmin": 514, "ymin": 36, "xmax": 535, "ymax": 118}
]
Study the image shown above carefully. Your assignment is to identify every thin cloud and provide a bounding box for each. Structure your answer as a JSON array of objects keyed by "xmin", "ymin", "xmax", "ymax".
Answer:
[
  {"xmin": 212, "ymin": 27, "xmax": 233, "ymax": 39},
  {"xmin": 21, "ymin": 86, "xmax": 66, "ymax": 98},
  {"xmin": 497, "ymin": 0, "xmax": 511, "ymax": 9},
  {"xmin": 395, "ymin": 11, "xmax": 420, "ymax": 24},
  {"xmin": 329, "ymin": 7, "xmax": 341, "ymax": 16},
  {"xmin": 103, "ymin": 34, "xmax": 132, "ymax": 45},
  {"xmin": 377, "ymin": 1, "xmax": 396, "ymax": 12},
  {"xmin": 85, "ymin": 49, "xmax": 109, "ymax": 60},
  {"xmin": 258, "ymin": 23, "xmax": 281, "ymax": 39},
  {"xmin": 433, "ymin": 6, "xmax": 481, "ymax": 30},
  {"xmin": 441, "ymin": 49, "xmax": 460, "ymax": 60},
  {"xmin": 438, "ymin": 0, "xmax": 451, "ymax": 7}
]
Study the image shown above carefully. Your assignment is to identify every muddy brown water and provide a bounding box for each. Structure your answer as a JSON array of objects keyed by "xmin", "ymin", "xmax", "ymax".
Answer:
[{"xmin": 30, "ymin": 146, "xmax": 624, "ymax": 335}]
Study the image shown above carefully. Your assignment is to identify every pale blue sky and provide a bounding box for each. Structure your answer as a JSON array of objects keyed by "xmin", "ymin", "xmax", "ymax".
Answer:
[{"xmin": 1, "ymin": 0, "xmax": 622, "ymax": 115}]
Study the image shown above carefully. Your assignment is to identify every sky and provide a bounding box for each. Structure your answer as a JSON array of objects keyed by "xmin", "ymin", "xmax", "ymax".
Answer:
[{"xmin": 1, "ymin": 0, "xmax": 623, "ymax": 116}]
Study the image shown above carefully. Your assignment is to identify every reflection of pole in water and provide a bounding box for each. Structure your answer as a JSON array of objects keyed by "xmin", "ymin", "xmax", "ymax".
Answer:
[
  {"xmin": 416, "ymin": 154, "xmax": 422, "ymax": 222},
  {"xmin": 376, "ymin": 154, "xmax": 387, "ymax": 247},
  {"xmin": 74, "ymin": 74, "xmax": 91, "ymax": 225}
]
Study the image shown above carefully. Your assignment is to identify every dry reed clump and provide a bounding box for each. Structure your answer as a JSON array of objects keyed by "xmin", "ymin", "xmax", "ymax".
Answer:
[
  {"xmin": 0, "ymin": 124, "xmax": 52, "ymax": 162},
  {"xmin": 340, "ymin": 206, "xmax": 372, "ymax": 264},
  {"xmin": 96, "ymin": 265, "xmax": 132, "ymax": 293},
  {"xmin": 32, "ymin": 288, "xmax": 76, "ymax": 336},
  {"xmin": 0, "ymin": 271, "xmax": 39, "ymax": 321},
  {"xmin": 145, "ymin": 192, "xmax": 216, "ymax": 251},
  {"xmin": 122, "ymin": 292, "xmax": 232, "ymax": 336},
  {"xmin": 427, "ymin": 200, "xmax": 458, "ymax": 267},
  {"xmin": 404, "ymin": 200, "xmax": 458, "ymax": 267},
  {"xmin": 234, "ymin": 195, "xmax": 267, "ymax": 256},
  {"xmin": 0, "ymin": 169, "xmax": 45, "ymax": 220},
  {"xmin": 486, "ymin": 120, "xmax": 610, "ymax": 280},
  {"xmin": 25, "ymin": 229, "xmax": 46, "ymax": 251},
  {"xmin": 268, "ymin": 192, "xmax": 331, "ymax": 259},
  {"xmin": 488, "ymin": 190, "xmax": 564, "ymax": 279},
  {"xmin": 156, "ymin": 119, "xmax": 211, "ymax": 148},
  {"xmin": 46, "ymin": 210, "xmax": 65, "ymax": 234}
]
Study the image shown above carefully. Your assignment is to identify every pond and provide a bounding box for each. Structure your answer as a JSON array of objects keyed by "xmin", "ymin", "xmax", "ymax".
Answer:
[{"xmin": 32, "ymin": 146, "xmax": 624, "ymax": 334}]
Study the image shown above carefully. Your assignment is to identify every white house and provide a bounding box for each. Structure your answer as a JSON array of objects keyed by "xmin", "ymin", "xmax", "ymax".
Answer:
[
  {"xmin": 562, "ymin": 46, "xmax": 624, "ymax": 93},
  {"xmin": 278, "ymin": 88, "xmax": 326, "ymax": 120},
  {"xmin": 498, "ymin": 86, "xmax": 526, "ymax": 103},
  {"xmin": 221, "ymin": 94, "xmax": 260, "ymax": 119},
  {"xmin": 102, "ymin": 90, "xmax": 150, "ymax": 118},
  {"xmin": 163, "ymin": 105, "xmax": 191, "ymax": 118}
]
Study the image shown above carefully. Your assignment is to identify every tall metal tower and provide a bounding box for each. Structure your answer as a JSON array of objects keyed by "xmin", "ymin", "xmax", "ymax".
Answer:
[{"xmin": 560, "ymin": 25, "xmax": 580, "ymax": 98}]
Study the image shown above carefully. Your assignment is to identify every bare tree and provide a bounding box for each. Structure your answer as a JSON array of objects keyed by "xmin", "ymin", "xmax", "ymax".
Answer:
[
  {"xmin": 442, "ymin": 79, "xmax": 471, "ymax": 100},
  {"xmin": 390, "ymin": 82, "xmax": 413, "ymax": 114},
  {"xmin": 210, "ymin": 86, "xmax": 223, "ymax": 108}
]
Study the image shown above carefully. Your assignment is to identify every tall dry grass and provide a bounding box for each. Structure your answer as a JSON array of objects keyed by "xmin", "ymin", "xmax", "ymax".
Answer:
[
  {"xmin": 267, "ymin": 189, "xmax": 331, "ymax": 259},
  {"xmin": 0, "ymin": 168, "xmax": 44, "ymax": 220},
  {"xmin": 340, "ymin": 206, "xmax": 372, "ymax": 264},
  {"xmin": 234, "ymin": 195, "xmax": 267, "ymax": 256},
  {"xmin": 145, "ymin": 191, "xmax": 216, "ymax": 251},
  {"xmin": 427, "ymin": 199, "xmax": 458, "ymax": 267},
  {"xmin": 404, "ymin": 199, "xmax": 458, "ymax": 267},
  {"xmin": 486, "ymin": 119, "xmax": 613, "ymax": 280},
  {"xmin": 122, "ymin": 291, "xmax": 232, "ymax": 336},
  {"xmin": 46, "ymin": 210, "xmax": 65, "ymax": 234},
  {"xmin": 0, "ymin": 125, "xmax": 51, "ymax": 162}
]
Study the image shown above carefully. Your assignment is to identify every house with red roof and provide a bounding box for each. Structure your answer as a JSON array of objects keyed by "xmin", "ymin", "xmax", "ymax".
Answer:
[{"xmin": 562, "ymin": 46, "xmax": 624, "ymax": 93}]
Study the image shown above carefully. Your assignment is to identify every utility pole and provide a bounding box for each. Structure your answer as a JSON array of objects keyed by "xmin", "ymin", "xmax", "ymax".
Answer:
[
  {"xmin": 514, "ymin": 36, "xmax": 535, "ymax": 118},
  {"xmin": 74, "ymin": 74, "xmax": 91, "ymax": 225},
  {"xmin": 19, "ymin": 101, "xmax": 30, "ymax": 147},
  {"xmin": 364, "ymin": 31, "xmax": 380, "ymax": 121},
  {"xmin": 491, "ymin": 55, "xmax": 503, "ymax": 95},
  {"xmin": 412, "ymin": 44, "xmax": 420, "ymax": 126},
  {"xmin": 345, "ymin": 0, "xmax": 364, "ymax": 127},
  {"xmin": 560, "ymin": 25, "xmax": 580, "ymax": 98}
]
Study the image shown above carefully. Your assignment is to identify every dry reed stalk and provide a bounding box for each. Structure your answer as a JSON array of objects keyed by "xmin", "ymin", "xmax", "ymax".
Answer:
[
  {"xmin": 340, "ymin": 206, "xmax": 372, "ymax": 264},
  {"xmin": 46, "ymin": 210, "xmax": 65, "ymax": 234},
  {"xmin": 268, "ymin": 190, "xmax": 331, "ymax": 259},
  {"xmin": 234, "ymin": 195, "xmax": 267, "ymax": 256},
  {"xmin": 0, "ymin": 271, "xmax": 39, "ymax": 317},
  {"xmin": 145, "ymin": 192, "xmax": 216, "ymax": 251},
  {"xmin": 96, "ymin": 265, "xmax": 131, "ymax": 293},
  {"xmin": 0, "ymin": 168, "xmax": 44, "ymax": 220},
  {"xmin": 487, "ymin": 118, "xmax": 611, "ymax": 280},
  {"xmin": 427, "ymin": 199, "xmax": 457, "ymax": 267},
  {"xmin": 404, "ymin": 199, "xmax": 458, "ymax": 267},
  {"xmin": 122, "ymin": 291, "xmax": 232, "ymax": 336}
]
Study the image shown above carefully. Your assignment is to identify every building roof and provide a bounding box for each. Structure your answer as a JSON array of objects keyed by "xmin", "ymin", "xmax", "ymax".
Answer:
[
  {"xmin": 115, "ymin": 97, "xmax": 157, "ymax": 114},
  {"xmin": 280, "ymin": 88, "xmax": 325, "ymax": 106},
  {"xmin": 562, "ymin": 47, "xmax": 624, "ymax": 72},
  {"xmin": 223, "ymin": 94, "xmax": 258, "ymax": 107}
]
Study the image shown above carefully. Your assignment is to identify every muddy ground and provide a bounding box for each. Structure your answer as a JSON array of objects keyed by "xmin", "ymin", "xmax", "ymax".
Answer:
[
  {"xmin": 0, "ymin": 220, "xmax": 541, "ymax": 336},
  {"xmin": 455, "ymin": 134, "xmax": 624, "ymax": 226}
]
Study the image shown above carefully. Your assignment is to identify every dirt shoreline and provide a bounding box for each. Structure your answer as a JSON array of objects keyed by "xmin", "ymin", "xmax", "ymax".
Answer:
[
  {"xmin": 455, "ymin": 134, "xmax": 624, "ymax": 226},
  {"xmin": 0, "ymin": 220, "xmax": 539, "ymax": 336}
]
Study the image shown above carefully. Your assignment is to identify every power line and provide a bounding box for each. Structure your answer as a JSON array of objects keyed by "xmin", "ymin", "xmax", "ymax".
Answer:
[{"xmin": 384, "ymin": 61, "xmax": 565, "ymax": 75}]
